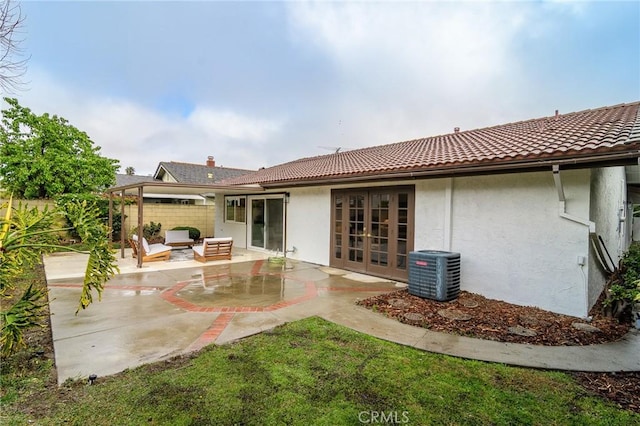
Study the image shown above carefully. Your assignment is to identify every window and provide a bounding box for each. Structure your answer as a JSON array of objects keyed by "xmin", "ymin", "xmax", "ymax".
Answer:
[{"xmin": 225, "ymin": 196, "xmax": 246, "ymax": 223}]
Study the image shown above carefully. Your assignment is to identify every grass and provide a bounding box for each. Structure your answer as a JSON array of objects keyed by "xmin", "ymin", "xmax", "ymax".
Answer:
[{"xmin": 2, "ymin": 317, "xmax": 638, "ymax": 425}]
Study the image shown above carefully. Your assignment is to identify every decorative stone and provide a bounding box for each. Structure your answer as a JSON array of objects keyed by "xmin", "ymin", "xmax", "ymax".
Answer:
[
  {"xmin": 402, "ymin": 312, "xmax": 424, "ymax": 323},
  {"xmin": 508, "ymin": 326, "xmax": 538, "ymax": 337},
  {"xmin": 571, "ymin": 322, "xmax": 601, "ymax": 333},
  {"xmin": 389, "ymin": 298, "xmax": 410, "ymax": 309},
  {"xmin": 438, "ymin": 309, "xmax": 472, "ymax": 321},
  {"xmin": 519, "ymin": 315, "xmax": 551, "ymax": 327},
  {"xmin": 458, "ymin": 299, "xmax": 479, "ymax": 308}
]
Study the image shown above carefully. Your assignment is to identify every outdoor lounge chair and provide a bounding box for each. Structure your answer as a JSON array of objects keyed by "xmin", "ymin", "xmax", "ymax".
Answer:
[
  {"xmin": 129, "ymin": 235, "xmax": 172, "ymax": 262},
  {"xmin": 192, "ymin": 237, "xmax": 233, "ymax": 262}
]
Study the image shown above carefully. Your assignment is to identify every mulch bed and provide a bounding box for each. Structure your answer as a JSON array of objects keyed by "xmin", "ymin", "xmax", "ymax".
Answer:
[{"xmin": 357, "ymin": 289, "xmax": 630, "ymax": 346}]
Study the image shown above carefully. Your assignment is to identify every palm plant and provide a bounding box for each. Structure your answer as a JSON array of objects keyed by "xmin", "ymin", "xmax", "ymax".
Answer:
[{"xmin": 0, "ymin": 196, "xmax": 119, "ymax": 355}]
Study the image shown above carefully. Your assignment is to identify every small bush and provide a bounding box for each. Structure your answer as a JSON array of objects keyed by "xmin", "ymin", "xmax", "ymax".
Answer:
[
  {"xmin": 131, "ymin": 222, "xmax": 162, "ymax": 240},
  {"xmin": 604, "ymin": 242, "xmax": 640, "ymax": 319},
  {"xmin": 172, "ymin": 226, "xmax": 200, "ymax": 241}
]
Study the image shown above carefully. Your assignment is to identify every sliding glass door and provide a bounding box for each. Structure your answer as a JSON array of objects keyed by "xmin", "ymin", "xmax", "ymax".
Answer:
[{"xmin": 249, "ymin": 196, "xmax": 284, "ymax": 252}]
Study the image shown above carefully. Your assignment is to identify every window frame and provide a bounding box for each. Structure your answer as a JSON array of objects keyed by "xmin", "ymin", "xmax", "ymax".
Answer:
[{"xmin": 225, "ymin": 196, "xmax": 246, "ymax": 223}]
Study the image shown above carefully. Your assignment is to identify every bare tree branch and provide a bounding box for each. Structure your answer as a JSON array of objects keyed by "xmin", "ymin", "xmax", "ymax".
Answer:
[{"xmin": 0, "ymin": 0, "xmax": 29, "ymax": 94}]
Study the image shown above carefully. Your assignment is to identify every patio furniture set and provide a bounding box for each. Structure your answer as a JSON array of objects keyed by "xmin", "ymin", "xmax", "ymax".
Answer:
[{"xmin": 129, "ymin": 230, "xmax": 233, "ymax": 263}]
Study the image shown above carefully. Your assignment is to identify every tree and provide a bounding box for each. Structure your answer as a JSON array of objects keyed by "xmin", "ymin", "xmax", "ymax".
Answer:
[
  {"xmin": 0, "ymin": 196, "xmax": 118, "ymax": 355},
  {"xmin": 0, "ymin": 0, "xmax": 28, "ymax": 93},
  {"xmin": 125, "ymin": 166, "xmax": 135, "ymax": 175},
  {"xmin": 0, "ymin": 98, "xmax": 120, "ymax": 199}
]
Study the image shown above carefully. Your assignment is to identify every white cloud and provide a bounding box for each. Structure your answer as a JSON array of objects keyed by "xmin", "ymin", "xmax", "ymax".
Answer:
[
  {"xmin": 285, "ymin": 2, "xmax": 535, "ymax": 145},
  {"xmin": 188, "ymin": 108, "xmax": 283, "ymax": 143},
  {"xmin": 11, "ymin": 68, "xmax": 285, "ymax": 175}
]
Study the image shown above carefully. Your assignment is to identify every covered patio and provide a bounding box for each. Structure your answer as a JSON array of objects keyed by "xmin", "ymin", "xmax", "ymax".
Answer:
[{"xmin": 105, "ymin": 181, "xmax": 262, "ymax": 268}]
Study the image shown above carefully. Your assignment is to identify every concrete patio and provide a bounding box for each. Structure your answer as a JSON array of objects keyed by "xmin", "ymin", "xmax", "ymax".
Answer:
[{"xmin": 43, "ymin": 248, "xmax": 640, "ymax": 385}]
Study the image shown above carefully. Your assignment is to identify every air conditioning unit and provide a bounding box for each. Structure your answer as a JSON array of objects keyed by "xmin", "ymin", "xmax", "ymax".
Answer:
[{"xmin": 408, "ymin": 250, "xmax": 461, "ymax": 301}]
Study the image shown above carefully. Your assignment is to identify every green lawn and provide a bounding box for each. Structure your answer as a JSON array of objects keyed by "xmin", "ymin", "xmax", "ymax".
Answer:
[{"xmin": 2, "ymin": 317, "xmax": 637, "ymax": 425}]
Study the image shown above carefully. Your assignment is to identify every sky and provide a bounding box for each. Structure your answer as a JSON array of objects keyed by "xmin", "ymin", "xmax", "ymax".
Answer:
[{"xmin": 3, "ymin": 0, "xmax": 640, "ymax": 176}]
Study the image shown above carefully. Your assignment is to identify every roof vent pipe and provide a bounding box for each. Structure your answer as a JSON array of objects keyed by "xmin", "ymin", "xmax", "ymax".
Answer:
[
  {"xmin": 555, "ymin": 110, "xmax": 559, "ymax": 119},
  {"xmin": 454, "ymin": 127, "xmax": 460, "ymax": 133}
]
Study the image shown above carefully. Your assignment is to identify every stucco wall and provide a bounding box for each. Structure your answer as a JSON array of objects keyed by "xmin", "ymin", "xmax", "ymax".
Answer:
[
  {"xmin": 589, "ymin": 166, "xmax": 627, "ymax": 308},
  {"xmin": 284, "ymin": 187, "xmax": 331, "ymax": 265},
  {"xmin": 435, "ymin": 170, "xmax": 592, "ymax": 318}
]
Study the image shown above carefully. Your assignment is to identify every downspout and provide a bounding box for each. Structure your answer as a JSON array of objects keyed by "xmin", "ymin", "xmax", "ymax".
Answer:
[
  {"xmin": 552, "ymin": 165, "xmax": 596, "ymax": 233},
  {"xmin": 443, "ymin": 178, "xmax": 453, "ymax": 251},
  {"xmin": 552, "ymin": 165, "xmax": 595, "ymax": 319}
]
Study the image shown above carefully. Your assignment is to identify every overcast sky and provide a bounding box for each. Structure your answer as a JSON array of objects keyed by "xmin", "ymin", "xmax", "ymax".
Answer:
[{"xmin": 5, "ymin": 0, "xmax": 640, "ymax": 175}]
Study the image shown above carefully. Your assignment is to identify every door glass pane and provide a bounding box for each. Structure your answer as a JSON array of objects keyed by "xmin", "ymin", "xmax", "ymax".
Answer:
[
  {"xmin": 266, "ymin": 199, "xmax": 283, "ymax": 252},
  {"xmin": 251, "ymin": 199, "xmax": 265, "ymax": 248},
  {"xmin": 396, "ymin": 192, "xmax": 410, "ymax": 271},
  {"xmin": 347, "ymin": 194, "xmax": 365, "ymax": 264},
  {"xmin": 369, "ymin": 193, "xmax": 389, "ymax": 267},
  {"xmin": 334, "ymin": 195, "xmax": 343, "ymax": 259},
  {"xmin": 399, "ymin": 193, "xmax": 408, "ymax": 209}
]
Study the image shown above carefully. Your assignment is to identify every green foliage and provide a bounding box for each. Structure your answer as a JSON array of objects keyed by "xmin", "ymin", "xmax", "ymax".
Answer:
[
  {"xmin": 0, "ymin": 202, "xmax": 58, "ymax": 291},
  {"xmin": 604, "ymin": 242, "xmax": 640, "ymax": 319},
  {"xmin": 131, "ymin": 221, "xmax": 162, "ymax": 240},
  {"xmin": 0, "ymin": 198, "xmax": 119, "ymax": 355},
  {"xmin": 61, "ymin": 200, "xmax": 119, "ymax": 312},
  {"xmin": 621, "ymin": 242, "xmax": 640, "ymax": 285},
  {"xmin": 56, "ymin": 193, "xmax": 129, "ymax": 240},
  {"xmin": 171, "ymin": 226, "xmax": 200, "ymax": 241},
  {"xmin": 0, "ymin": 98, "xmax": 119, "ymax": 199},
  {"xmin": 0, "ymin": 283, "xmax": 45, "ymax": 356}
]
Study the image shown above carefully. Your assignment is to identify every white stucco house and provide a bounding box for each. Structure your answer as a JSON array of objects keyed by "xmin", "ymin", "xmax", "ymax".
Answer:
[{"xmin": 214, "ymin": 102, "xmax": 640, "ymax": 318}]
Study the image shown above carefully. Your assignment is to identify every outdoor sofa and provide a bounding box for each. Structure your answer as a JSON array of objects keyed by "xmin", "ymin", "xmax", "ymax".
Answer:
[{"xmin": 164, "ymin": 230, "xmax": 195, "ymax": 248}]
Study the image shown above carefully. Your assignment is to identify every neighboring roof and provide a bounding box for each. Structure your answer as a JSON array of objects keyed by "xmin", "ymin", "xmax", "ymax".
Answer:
[
  {"xmin": 154, "ymin": 162, "xmax": 255, "ymax": 185},
  {"xmin": 223, "ymin": 102, "xmax": 640, "ymax": 188},
  {"xmin": 114, "ymin": 174, "xmax": 157, "ymax": 187}
]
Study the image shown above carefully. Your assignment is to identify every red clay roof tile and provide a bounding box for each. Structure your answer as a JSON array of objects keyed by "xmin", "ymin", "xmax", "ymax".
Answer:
[{"xmin": 223, "ymin": 102, "xmax": 640, "ymax": 186}]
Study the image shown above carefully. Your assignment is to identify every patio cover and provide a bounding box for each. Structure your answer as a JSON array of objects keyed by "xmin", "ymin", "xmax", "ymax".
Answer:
[{"xmin": 105, "ymin": 181, "xmax": 262, "ymax": 267}]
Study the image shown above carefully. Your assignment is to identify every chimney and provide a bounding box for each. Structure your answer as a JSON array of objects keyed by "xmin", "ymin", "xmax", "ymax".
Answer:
[
  {"xmin": 454, "ymin": 127, "xmax": 460, "ymax": 133},
  {"xmin": 206, "ymin": 156, "xmax": 215, "ymax": 167},
  {"xmin": 555, "ymin": 110, "xmax": 559, "ymax": 119}
]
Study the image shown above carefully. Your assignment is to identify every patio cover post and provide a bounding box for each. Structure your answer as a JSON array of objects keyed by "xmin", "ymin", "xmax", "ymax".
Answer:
[
  {"xmin": 108, "ymin": 192, "xmax": 113, "ymax": 243},
  {"xmin": 120, "ymin": 190, "xmax": 126, "ymax": 259},
  {"xmin": 137, "ymin": 186, "xmax": 144, "ymax": 268}
]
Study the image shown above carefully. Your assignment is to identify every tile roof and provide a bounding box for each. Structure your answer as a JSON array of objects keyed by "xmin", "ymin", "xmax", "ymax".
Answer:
[
  {"xmin": 223, "ymin": 102, "xmax": 640, "ymax": 187},
  {"xmin": 156, "ymin": 162, "xmax": 255, "ymax": 185},
  {"xmin": 114, "ymin": 174, "xmax": 157, "ymax": 187}
]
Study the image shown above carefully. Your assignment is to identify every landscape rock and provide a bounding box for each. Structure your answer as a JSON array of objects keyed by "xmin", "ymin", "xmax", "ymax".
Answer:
[
  {"xmin": 438, "ymin": 309, "xmax": 472, "ymax": 321},
  {"xmin": 508, "ymin": 326, "xmax": 538, "ymax": 337}
]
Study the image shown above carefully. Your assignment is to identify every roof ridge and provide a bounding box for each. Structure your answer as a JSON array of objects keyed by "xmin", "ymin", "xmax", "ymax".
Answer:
[{"xmin": 161, "ymin": 161, "xmax": 254, "ymax": 171}]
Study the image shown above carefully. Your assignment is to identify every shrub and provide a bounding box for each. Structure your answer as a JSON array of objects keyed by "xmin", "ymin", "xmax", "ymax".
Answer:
[
  {"xmin": 130, "ymin": 222, "xmax": 162, "ymax": 240},
  {"xmin": 604, "ymin": 242, "xmax": 640, "ymax": 320},
  {"xmin": 172, "ymin": 226, "xmax": 201, "ymax": 241}
]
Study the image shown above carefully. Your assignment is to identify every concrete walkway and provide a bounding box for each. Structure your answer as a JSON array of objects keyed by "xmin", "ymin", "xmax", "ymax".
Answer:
[{"xmin": 44, "ymin": 249, "xmax": 640, "ymax": 384}]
